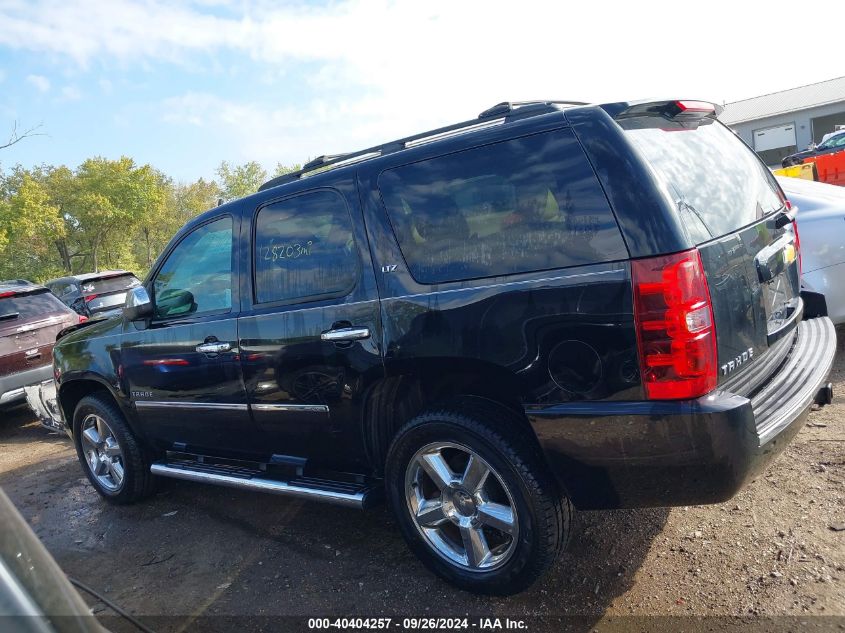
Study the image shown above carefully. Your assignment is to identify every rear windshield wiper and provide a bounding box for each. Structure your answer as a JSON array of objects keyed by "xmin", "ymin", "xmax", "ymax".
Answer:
[
  {"xmin": 0, "ymin": 312, "xmax": 20, "ymax": 321},
  {"xmin": 677, "ymin": 199, "xmax": 714, "ymax": 240}
]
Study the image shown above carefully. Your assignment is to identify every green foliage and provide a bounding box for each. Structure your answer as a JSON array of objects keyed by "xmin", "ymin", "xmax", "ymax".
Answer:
[
  {"xmin": 216, "ymin": 160, "xmax": 266, "ymax": 201},
  {"xmin": 0, "ymin": 159, "xmax": 297, "ymax": 284},
  {"xmin": 273, "ymin": 162, "xmax": 302, "ymax": 178}
]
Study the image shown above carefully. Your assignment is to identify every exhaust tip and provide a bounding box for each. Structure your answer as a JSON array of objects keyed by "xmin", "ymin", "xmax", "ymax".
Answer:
[{"xmin": 815, "ymin": 383, "xmax": 833, "ymax": 406}]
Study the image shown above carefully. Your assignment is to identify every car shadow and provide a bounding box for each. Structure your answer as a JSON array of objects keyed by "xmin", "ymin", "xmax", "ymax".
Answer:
[
  {"xmin": 0, "ymin": 408, "xmax": 668, "ymax": 632},
  {"xmin": 153, "ymin": 477, "xmax": 668, "ymax": 630}
]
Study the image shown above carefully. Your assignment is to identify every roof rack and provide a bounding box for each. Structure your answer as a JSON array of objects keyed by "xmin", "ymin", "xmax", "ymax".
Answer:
[
  {"xmin": 477, "ymin": 100, "xmax": 588, "ymax": 118},
  {"xmin": 258, "ymin": 100, "xmax": 587, "ymax": 192}
]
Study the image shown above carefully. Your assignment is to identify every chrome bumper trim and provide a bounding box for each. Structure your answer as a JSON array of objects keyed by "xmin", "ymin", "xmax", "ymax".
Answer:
[
  {"xmin": 252, "ymin": 403, "xmax": 329, "ymax": 413},
  {"xmin": 134, "ymin": 401, "xmax": 248, "ymax": 411}
]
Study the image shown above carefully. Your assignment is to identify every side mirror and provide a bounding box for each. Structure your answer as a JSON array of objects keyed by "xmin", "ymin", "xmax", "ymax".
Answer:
[
  {"xmin": 155, "ymin": 288, "xmax": 196, "ymax": 318},
  {"xmin": 124, "ymin": 286, "xmax": 153, "ymax": 321}
]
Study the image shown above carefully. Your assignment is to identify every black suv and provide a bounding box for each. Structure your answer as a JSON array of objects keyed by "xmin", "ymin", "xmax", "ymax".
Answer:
[
  {"xmin": 50, "ymin": 100, "xmax": 836, "ymax": 595},
  {"xmin": 45, "ymin": 271, "xmax": 141, "ymax": 320}
]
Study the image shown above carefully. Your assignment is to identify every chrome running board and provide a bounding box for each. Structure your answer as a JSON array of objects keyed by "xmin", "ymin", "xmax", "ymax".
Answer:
[{"xmin": 150, "ymin": 462, "xmax": 378, "ymax": 509}]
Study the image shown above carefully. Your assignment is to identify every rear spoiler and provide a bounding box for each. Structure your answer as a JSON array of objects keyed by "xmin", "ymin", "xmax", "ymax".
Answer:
[
  {"xmin": 0, "ymin": 286, "xmax": 49, "ymax": 299},
  {"xmin": 603, "ymin": 100, "xmax": 724, "ymax": 122}
]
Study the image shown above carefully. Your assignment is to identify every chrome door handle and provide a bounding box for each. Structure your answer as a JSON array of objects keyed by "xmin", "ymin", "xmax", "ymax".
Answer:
[
  {"xmin": 320, "ymin": 327, "xmax": 371, "ymax": 342},
  {"xmin": 196, "ymin": 342, "xmax": 231, "ymax": 353}
]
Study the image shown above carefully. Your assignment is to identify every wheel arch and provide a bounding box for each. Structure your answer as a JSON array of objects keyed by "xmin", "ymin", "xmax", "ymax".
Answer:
[
  {"xmin": 363, "ymin": 358, "xmax": 536, "ymax": 476},
  {"xmin": 58, "ymin": 376, "xmax": 130, "ymax": 437}
]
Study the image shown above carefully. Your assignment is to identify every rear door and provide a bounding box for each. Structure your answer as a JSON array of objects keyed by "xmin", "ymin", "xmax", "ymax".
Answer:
[
  {"xmin": 237, "ymin": 181, "xmax": 383, "ymax": 471},
  {"xmin": 121, "ymin": 215, "xmax": 256, "ymax": 454},
  {"xmin": 0, "ymin": 290, "xmax": 76, "ymax": 379},
  {"xmin": 619, "ymin": 114, "xmax": 800, "ymax": 392}
]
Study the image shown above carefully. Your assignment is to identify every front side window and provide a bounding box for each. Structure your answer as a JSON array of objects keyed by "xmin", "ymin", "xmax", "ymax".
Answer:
[
  {"xmin": 378, "ymin": 128, "xmax": 627, "ymax": 284},
  {"xmin": 254, "ymin": 190, "xmax": 358, "ymax": 304},
  {"xmin": 153, "ymin": 216, "xmax": 233, "ymax": 319}
]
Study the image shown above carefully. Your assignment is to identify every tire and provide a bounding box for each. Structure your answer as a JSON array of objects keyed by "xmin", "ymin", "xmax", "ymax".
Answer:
[
  {"xmin": 385, "ymin": 397, "xmax": 571, "ymax": 595},
  {"xmin": 73, "ymin": 393, "xmax": 157, "ymax": 505}
]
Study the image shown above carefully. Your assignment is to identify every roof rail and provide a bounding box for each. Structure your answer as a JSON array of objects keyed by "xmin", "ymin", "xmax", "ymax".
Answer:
[
  {"xmin": 258, "ymin": 100, "xmax": 586, "ymax": 192},
  {"xmin": 477, "ymin": 100, "xmax": 588, "ymax": 119},
  {"xmin": 303, "ymin": 154, "xmax": 349, "ymax": 170}
]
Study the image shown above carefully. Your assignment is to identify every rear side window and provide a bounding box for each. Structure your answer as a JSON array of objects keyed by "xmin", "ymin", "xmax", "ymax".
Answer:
[
  {"xmin": 378, "ymin": 128, "xmax": 627, "ymax": 284},
  {"xmin": 0, "ymin": 291, "xmax": 68, "ymax": 320},
  {"xmin": 621, "ymin": 119, "xmax": 783, "ymax": 242},
  {"xmin": 254, "ymin": 190, "xmax": 358, "ymax": 304}
]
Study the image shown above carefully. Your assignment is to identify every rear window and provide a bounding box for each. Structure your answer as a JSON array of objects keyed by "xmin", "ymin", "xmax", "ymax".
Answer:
[
  {"xmin": 80, "ymin": 274, "xmax": 140, "ymax": 297},
  {"xmin": 620, "ymin": 119, "xmax": 784, "ymax": 242},
  {"xmin": 0, "ymin": 291, "xmax": 68, "ymax": 321},
  {"xmin": 378, "ymin": 128, "xmax": 628, "ymax": 284}
]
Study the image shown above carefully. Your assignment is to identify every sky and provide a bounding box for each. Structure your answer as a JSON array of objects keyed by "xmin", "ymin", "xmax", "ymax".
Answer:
[{"xmin": 0, "ymin": 0, "xmax": 843, "ymax": 183}]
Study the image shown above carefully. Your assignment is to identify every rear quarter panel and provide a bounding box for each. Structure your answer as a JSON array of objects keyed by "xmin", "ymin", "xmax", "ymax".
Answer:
[{"xmin": 356, "ymin": 119, "xmax": 642, "ymax": 404}]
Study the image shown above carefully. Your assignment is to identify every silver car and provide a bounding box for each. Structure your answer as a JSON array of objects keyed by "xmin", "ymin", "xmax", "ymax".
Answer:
[{"xmin": 777, "ymin": 176, "xmax": 845, "ymax": 324}]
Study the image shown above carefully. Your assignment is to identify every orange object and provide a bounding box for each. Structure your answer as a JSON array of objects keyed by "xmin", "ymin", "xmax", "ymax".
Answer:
[{"xmin": 804, "ymin": 151, "xmax": 845, "ymax": 187}]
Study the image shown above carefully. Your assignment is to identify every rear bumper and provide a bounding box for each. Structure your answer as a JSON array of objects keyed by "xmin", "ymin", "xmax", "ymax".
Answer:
[
  {"xmin": 24, "ymin": 379, "xmax": 63, "ymax": 432},
  {"xmin": 527, "ymin": 316, "xmax": 837, "ymax": 510},
  {"xmin": 0, "ymin": 364, "xmax": 53, "ymax": 406}
]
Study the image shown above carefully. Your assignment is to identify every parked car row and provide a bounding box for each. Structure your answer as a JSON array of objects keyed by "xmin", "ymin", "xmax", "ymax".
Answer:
[
  {"xmin": 45, "ymin": 271, "xmax": 141, "ymax": 320},
  {"xmin": 0, "ymin": 270, "xmax": 140, "ymax": 409},
  {"xmin": 0, "ymin": 282, "xmax": 80, "ymax": 407}
]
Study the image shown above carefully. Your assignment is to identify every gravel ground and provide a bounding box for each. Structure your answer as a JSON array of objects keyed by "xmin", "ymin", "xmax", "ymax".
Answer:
[{"xmin": 0, "ymin": 331, "xmax": 843, "ymax": 632}]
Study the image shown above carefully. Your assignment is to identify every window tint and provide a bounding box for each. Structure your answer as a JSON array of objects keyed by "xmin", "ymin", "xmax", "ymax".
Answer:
[
  {"xmin": 48, "ymin": 282, "xmax": 73, "ymax": 298},
  {"xmin": 378, "ymin": 128, "xmax": 627, "ymax": 284},
  {"xmin": 0, "ymin": 291, "xmax": 68, "ymax": 320},
  {"xmin": 153, "ymin": 217, "xmax": 233, "ymax": 319},
  {"xmin": 81, "ymin": 274, "xmax": 140, "ymax": 296},
  {"xmin": 621, "ymin": 119, "xmax": 783, "ymax": 243},
  {"xmin": 254, "ymin": 190, "xmax": 358, "ymax": 304},
  {"xmin": 830, "ymin": 134, "xmax": 845, "ymax": 149}
]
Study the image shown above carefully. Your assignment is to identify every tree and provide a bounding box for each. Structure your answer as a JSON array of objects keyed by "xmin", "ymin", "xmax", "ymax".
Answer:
[
  {"xmin": 273, "ymin": 162, "xmax": 302, "ymax": 178},
  {"xmin": 216, "ymin": 161, "xmax": 267, "ymax": 201},
  {"xmin": 0, "ymin": 174, "xmax": 66, "ymax": 280},
  {"xmin": 0, "ymin": 156, "xmax": 306, "ymax": 283},
  {"xmin": 0, "ymin": 121, "xmax": 44, "ymax": 151},
  {"xmin": 71, "ymin": 157, "xmax": 163, "ymax": 273},
  {"xmin": 171, "ymin": 178, "xmax": 220, "ymax": 225}
]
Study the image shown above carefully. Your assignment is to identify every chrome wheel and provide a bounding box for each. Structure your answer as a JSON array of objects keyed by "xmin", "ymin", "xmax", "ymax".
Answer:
[
  {"xmin": 405, "ymin": 442, "xmax": 519, "ymax": 572},
  {"xmin": 80, "ymin": 414, "xmax": 125, "ymax": 493}
]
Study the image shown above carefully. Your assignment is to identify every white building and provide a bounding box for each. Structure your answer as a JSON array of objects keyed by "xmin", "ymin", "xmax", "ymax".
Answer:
[{"xmin": 720, "ymin": 76, "xmax": 845, "ymax": 166}]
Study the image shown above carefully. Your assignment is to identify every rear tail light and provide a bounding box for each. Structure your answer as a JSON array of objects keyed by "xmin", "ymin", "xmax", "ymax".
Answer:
[
  {"xmin": 632, "ymin": 249, "xmax": 718, "ymax": 400},
  {"xmin": 78, "ymin": 314, "xmax": 88, "ymax": 323},
  {"xmin": 84, "ymin": 294, "xmax": 98, "ymax": 302}
]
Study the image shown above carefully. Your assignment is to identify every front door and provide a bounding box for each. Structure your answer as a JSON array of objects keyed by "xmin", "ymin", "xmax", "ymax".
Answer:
[
  {"xmin": 122, "ymin": 214, "xmax": 256, "ymax": 455},
  {"xmin": 238, "ymin": 184, "xmax": 384, "ymax": 471}
]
